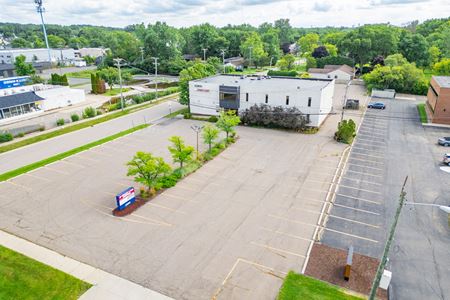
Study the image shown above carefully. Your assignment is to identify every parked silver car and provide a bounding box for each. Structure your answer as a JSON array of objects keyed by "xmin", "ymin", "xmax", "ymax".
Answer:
[
  {"xmin": 443, "ymin": 153, "xmax": 450, "ymax": 166},
  {"xmin": 438, "ymin": 137, "xmax": 450, "ymax": 147}
]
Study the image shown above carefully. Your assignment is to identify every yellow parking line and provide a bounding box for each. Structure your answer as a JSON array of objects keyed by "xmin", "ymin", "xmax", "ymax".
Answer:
[
  {"xmin": 6, "ymin": 180, "xmax": 31, "ymax": 191},
  {"xmin": 268, "ymin": 214, "xmax": 316, "ymax": 227},
  {"xmin": 23, "ymin": 173, "xmax": 51, "ymax": 182},
  {"xmin": 148, "ymin": 202, "xmax": 187, "ymax": 214},
  {"xmin": 250, "ymin": 242, "xmax": 306, "ymax": 258},
  {"xmin": 329, "ymin": 214, "xmax": 380, "ymax": 228}
]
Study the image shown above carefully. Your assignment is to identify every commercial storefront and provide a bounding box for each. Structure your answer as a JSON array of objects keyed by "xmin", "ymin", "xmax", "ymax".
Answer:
[{"xmin": 0, "ymin": 92, "xmax": 43, "ymax": 120}]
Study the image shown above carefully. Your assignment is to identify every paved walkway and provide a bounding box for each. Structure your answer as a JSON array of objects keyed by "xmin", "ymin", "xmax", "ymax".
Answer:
[{"xmin": 0, "ymin": 230, "xmax": 173, "ymax": 300}]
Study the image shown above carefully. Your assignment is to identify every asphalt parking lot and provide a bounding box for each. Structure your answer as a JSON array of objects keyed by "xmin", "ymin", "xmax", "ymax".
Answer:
[
  {"xmin": 0, "ymin": 118, "xmax": 346, "ymax": 300},
  {"xmin": 321, "ymin": 98, "xmax": 450, "ymax": 300}
]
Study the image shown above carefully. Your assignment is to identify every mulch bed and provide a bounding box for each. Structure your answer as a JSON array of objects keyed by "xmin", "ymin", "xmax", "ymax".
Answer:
[
  {"xmin": 305, "ymin": 243, "xmax": 388, "ymax": 300},
  {"xmin": 112, "ymin": 191, "xmax": 162, "ymax": 217}
]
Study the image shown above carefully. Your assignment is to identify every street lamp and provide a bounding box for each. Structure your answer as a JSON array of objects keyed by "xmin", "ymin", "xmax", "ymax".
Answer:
[
  {"xmin": 34, "ymin": 0, "xmax": 51, "ymax": 63},
  {"xmin": 190, "ymin": 125, "xmax": 203, "ymax": 160},
  {"xmin": 151, "ymin": 57, "xmax": 159, "ymax": 99},
  {"xmin": 113, "ymin": 58, "xmax": 125, "ymax": 111}
]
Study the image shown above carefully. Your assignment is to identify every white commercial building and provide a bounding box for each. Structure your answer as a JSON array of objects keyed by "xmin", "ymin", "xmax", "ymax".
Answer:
[
  {"xmin": 0, "ymin": 48, "xmax": 76, "ymax": 64},
  {"xmin": 308, "ymin": 64, "xmax": 354, "ymax": 82},
  {"xmin": 74, "ymin": 48, "xmax": 107, "ymax": 58},
  {"xmin": 189, "ymin": 74, "xmax": 335, "ymax": 127}
]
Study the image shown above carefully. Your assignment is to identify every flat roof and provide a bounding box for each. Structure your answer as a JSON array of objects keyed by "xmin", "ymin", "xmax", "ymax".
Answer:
[
  {"xmin": 193, "ymin": 74, "xmax": 333, "ymax": 89},
  {"xmin": 434, "ymin": 76, "xmax": 450, "ymax": 88},
  {"xmin": 0, "ymin": 92, "xmax": 44, "ymax": 110}
]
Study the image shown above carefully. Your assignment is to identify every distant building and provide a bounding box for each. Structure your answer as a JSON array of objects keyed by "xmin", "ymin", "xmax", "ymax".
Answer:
[
  {"xmin": 224, "ymin": 57, "xmax": 245, "ymax": 69},
  {"xmin": 0, "ymin": 48, "xmax": 75, "ymax": 64},
  {"xmin": 308, "ymin": 64, "xmax": 354, "ymax": 82},
  {"xmin": 427, "ymin": 76, "xmax": 450, "ymax": 125},
  {"xmin": 182, "ymin": 54, "xmax": 200, "ymax": 61},
  {"xmin": 189, "ymin": 74, "xmax": 335, "ymax": 127},
  {"xmin": 74, "ymin": 48, "xmax": 107, "ymax": 58}
]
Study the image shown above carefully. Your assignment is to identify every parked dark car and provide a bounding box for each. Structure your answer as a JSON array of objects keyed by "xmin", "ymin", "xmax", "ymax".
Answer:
[
  {"xmin": 368, "ymin": 102, "xmax": 386, "ymax": 109},
  {"xmin": 443, "ymin": 153, "xmax": 450, "ymax": 166},
  {"xmin": 438, "ymin": 137, "xmax": 450, "ymax": 147}
]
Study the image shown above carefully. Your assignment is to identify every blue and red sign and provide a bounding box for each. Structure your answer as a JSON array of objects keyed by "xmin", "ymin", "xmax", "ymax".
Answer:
[
  {"xmin": 0, "ymin": 76, "xmax": 30, "ymax": 90},
  {"xmin": 116, "ymin": 187, "xmax": 136, "ymax": 211}
]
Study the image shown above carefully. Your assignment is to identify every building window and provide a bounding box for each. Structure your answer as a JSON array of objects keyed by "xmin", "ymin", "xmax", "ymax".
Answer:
[
  {"xmin": 327, "ymin": 75, "xmax": 331, "ymax": 78},
  {"xmin": 334, "ymin": 75, "xmax": 338, "ymax": 79},
  {"xmin": 246, "ymin": 93, "xmax": 249, "ymax": 102},
  {"xmin": 306, "ymin": 114, "xmax": 310, "ymax": 123},
  {"xmin": 265, "ymin": 94, "xmax": 268, "ymax": 103},
  {"xmin": 286, "ymin": 96, "xmax": 289, "ymax": 105},
  {"xmin": 308, "ymin": 97, "xmax": 312, "ymax": 107}
]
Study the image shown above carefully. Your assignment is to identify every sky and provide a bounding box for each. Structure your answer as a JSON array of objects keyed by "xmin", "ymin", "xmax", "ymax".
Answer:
[{"xmin": 0, "ymin": 0, "xmax": 449, "ymax": 28}]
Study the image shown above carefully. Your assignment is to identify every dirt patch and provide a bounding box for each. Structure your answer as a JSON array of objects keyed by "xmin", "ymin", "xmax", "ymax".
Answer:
[{"xmin": 305, "ymin": 243, "xmax": 388, "ymax": 300}]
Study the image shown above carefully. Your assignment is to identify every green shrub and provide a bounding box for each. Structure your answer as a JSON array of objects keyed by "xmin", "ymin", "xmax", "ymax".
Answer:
[
  {"xmin": 56, "ymin": 118, "xmax": 65, "ymax": 126},
  {"xmin": 96, "ymin": 109, "xmax": 103, "ymax": 116},
  {"xmin": 157, "ymin": 173, "xmax": 179, "ymax": 189},
  {"xmin": 0, "ymin": 132, "xmax": 13, "ymax": 143},
  {"xmin": 183, "ymin": 112, "xmax": 192, "ymax": 119},
  {"xmin": 82, "ymin": 106, "xmax": 97, "ymax": 119},
  {"xmin": 208, "ymin": 115, "xmax": 218, "ymax": 122},
  {"xmin": 335, "ymin": 119, "xmax": 356, "ymax": 144},
  {"xmin": 15, "ymin": 132, "xmax": 25, "ymax": 138},
  {"xmin": 267, "ymin": 70, "xmax": 298, "ymax": 77},
  {"xmin": 71, "ymin": 114, "xmax": 80, "ymax": 122},
  {"xmin": 39, "ymin": 126, "xmax": 45, "ymax": 132}
]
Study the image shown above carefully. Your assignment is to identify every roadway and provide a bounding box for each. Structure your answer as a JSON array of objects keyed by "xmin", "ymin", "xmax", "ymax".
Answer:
[{"xmin": 0, "ymin": 98, "xmax": 183, "ymax": 174}]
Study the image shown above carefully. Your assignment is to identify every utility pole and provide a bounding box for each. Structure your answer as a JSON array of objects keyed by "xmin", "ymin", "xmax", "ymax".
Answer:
[
  {"xmin": 202, "ymin": 48, "xmax": 207, "ymax": 61},
  {"xmin": 270, "ymin": 56, "xmax": 274, "ymax": 68},
  {"xmin": 220, "ymin": 49, "xmax": 226, "ymax": 73},
  {"xmin": 369, "ymin": 176, "xmax": 408, "ymax": 300},
  {"xmin": 113, "ymin": 58, "xmax": 125, "ymax": 111},
  {"xmin": 248, "ymin": 46, "xmax": 253, "ymax": 69},
  {"xmin": 140, "ymin": 47, "xmax": 144, "ymax": 63},
  {"xmin": 34, "ymin": 0, "xmax": 51, "ymax": 63},
  {"xmin": 151, "ymin": 57, "xmax": 159, "ymax": 98},
  {"xmin": 341, "ymin": 81, "xmax": 351, "ymax": 122}
]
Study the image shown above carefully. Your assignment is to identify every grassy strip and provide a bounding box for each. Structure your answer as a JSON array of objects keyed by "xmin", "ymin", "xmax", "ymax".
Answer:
[
  {"xmin": 104, "ymin": 88, "xmax": 131, "ymax": 96},
  {"xmin": 66, "ymin": 69, "xmax": 96, "ymax": 78},
  {"xmin": 0, "ymin": 93, "xmax": 178, "ymax": 154},
  {"xmin": 165, "ymin": 108, "xmax": 189, "ymax": 118},
  {"xmin": 0, "ymin": 245, "xmax": 91, "ymax": 300},
  {"xmin": 417, "ymin": 103, "xmax": 428, "ymax": 123},
  {"xmin": 0, "ymin": 124, "xmax": 149, "ymax": 182},
  {"xmin": 277, "ymin": 272, "xmax": 364, "ymax": 300}
]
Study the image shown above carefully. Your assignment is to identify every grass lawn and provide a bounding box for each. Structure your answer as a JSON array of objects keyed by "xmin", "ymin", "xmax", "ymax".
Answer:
[
  {"xmin": 417, "ymin": 103, "xmax": 428, "ymax": 123},
  {"xmin": 165, "ymin": 107, "xmax": 189, "ymax": 118},
  {"xmin": 104, "ymin": 88, "xmax": 131, "ymax": 96},
  {"xmin": 277, "ymin": 272, "xmax": 364, "ymax": 300},
  {"xmin": 0, "ymin": 124, "xmax": 149, "ymax": 182},
  {"xmin": 0, "ymin": 245, "xmax": 91, "ymax": 300},
  {"xmin": 66, "ymin": 69, "xmax": 96, "ymax": 78}
]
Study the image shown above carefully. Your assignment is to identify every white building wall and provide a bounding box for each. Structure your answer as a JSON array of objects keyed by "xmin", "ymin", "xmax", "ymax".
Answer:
[
  {"xmin": 36, "ymin": 87, "xmax": 85, "ymax": 111},
  {"xmin": 0, "ymin": 48, "xmax": 75, "ymax": 64},
  {"xmin": 309, "ymin": 70, "xmax": 351, "ymax": 81},
  {"xmin": 189, "ymin": 77, "xmax": 334, "ymax": 127}
]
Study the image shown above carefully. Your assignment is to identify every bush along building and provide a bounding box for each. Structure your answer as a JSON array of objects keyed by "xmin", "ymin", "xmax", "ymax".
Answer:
[{"xmin": 189, "ymin": 74, "xmax": 334, "ymax": 127}]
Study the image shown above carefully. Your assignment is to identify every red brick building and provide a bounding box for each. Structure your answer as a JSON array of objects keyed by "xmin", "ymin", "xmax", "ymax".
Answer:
[{"xmin": 427, "ymin": 76, "xmax": 450, "ymax": 125}]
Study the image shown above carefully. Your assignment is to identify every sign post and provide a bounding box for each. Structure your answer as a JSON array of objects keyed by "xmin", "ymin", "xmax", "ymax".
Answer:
[{"xmin": 115, "ymin": 187, "xmax": 136, "ymax": 211}]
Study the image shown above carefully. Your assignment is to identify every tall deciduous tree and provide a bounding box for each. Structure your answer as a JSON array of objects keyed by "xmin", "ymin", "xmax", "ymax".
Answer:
[
  {"xmin": 14, "ymin": 55, "xmax": 35, "ymax": 76},
  {"xmin": 276, "ymin": 54, "xmax": 296, "ymax": 71},
  {"xmin": 127, "ymin": 152, "xmax": 172, "ymax": 192},
  {"xmin": 274, "ymin": 19, "xmax": 294, "ymax": 45},
  {"xmin": 202, "ymin": 124, "xmax": 220, "ymax": 152},
  {"xmin": 312, "ymin": 46, "xmax": 329, "ymax": 59},
  {"xmin": 298, "ymin": 33, "xmax": 319, "ymax": 54},
  {"xmin": 398, "ymin": 31, "xmax": 429, "ymax": 66},
  {"xmin": 240, "ymin": 32, "xmax": 268, "ymax": 68},
  {"xmin": 179, "ymin": 61, "xmax": 216, "ymax": 106},
  {"xmin": 168, "ymin": 136, "xmax": 195, "ymax": 169}
]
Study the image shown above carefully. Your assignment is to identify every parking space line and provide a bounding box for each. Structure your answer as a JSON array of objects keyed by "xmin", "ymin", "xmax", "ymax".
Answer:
[
  {"xmin": 148, "ymin": 202, "xmax": 187, "ymax": 214},
  {"xmin": 338, "ymin": 184, "xmax": 382, "ymax": 195},
  {"xmin": 344, "ymin": 169, "xmax": 383, "ymax": 178},
  {"xmin": 353, "ymin": 141, "xmax": 385, "ymax": 149},
  {"xmin": 293, "ymin": 197, "xmax": 326, "ymax": 205},
  {"xmin": 324, "ymin": 228, "xmax": 379, "ymax": 243},
  {"xmin": 268, "ymin": 214, "xmax": 316, "ymax": 228},
  {"xmin": 356, "ymin": 137, "xmax": 386, "ymax": 145},
  {"xmin": 88, "ymin": 149, "xmax": 114, "ymax": 157},
  {"xmin": 346, "ymin": 162, "xmax": 384, "ymax": 171},
  {"xmin": 260, "ymin": 227, "xmax": 313, "ymax": 242},
  {"xmin": 176, "ymin": 184, "xmax": 199, "ymax": 192},
  {"xmin": 336, "ymin": 193, "xmax": 381, "ymax": 204},
  {"xmin": 304, "ymin": 178, "xmax": 332, "ymax": 185},
  {"xmin": 301, "ymin": 187, "xmax": 327, "ymax": 194},
  {"xmin": 341, "ymin": 176, "xmax": 382, "ymax": 186},
  {"xmin": 59, "ymin": 160, "xmax": 87, "ymax": 168},
  {"xmin": 333, "ymin": 203, "xmax": 380, "ymax": 215},
  {"xmin": 5, "ymin": 180, "xmax": 32, "ymax": 191},
  {"xmin": 129, "ymin": 213, "xmax": 173, "ymax": 227},
  {"xmin": 23, "ymin": 173, "xmax": 51, "ymax": 182},
  {"xmin": 348, "ymin": 157, "xmax": 384, "ymax": 165},
  {"xmin": 351, "ymin": 146, "xmax": 385, "ymax": 154},
  {"xmin": 73, "ymin": 155, "xmax": 100, "ymax": 163},
  {"xmin": 250, "ymin": 242, "xmax": 306, "ymax": 258},
  {"xmin": 350, "ymin": 152, "xmax": 384, "ymax": 159},
  {"xmin": 43, "ymin": 166, "xmax": 69, "ymax": 175},
  {"xmin": 161, "ymin": 192, "xmax": 200, "ymax": 203},
  {"xmin": 309, "ymin": 171, "xmax": 335, "ymax": 177},
  {"xmin": 357, "ymin": 131, "xmax": 386, "ymax": 138},
  {"xmin": 328, "ymin": 214, "xmax": 380, "ymax": 228},
  {"xmin": 289, "ymin": 206, "xmax": 321, "ymax": 215}
]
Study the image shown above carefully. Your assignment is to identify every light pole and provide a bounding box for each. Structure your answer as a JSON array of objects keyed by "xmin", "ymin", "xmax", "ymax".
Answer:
[
  {"xmin": 190, "ymin": 125, "xmax": 203, "ymax": 160},
  {"xmin": 140, "ymin": 47, "xmax": 144, "ymax": 63},
  {"xmin": 202, "ymin": 48, "xmax": 207, "ymax": 61},
  {"xmin": 220, "ymin": 49, "xmax": 226, "ymax": 74},
  {"xmin": 248, "ymin": 46, "xmax": 253, "ymax": 69},
  {"xmin": 341, "ymin": 81, "xmax": 351, "ymax": 122},
  {"xmin": 269, "ymin": 56, "xmax": 274, "ymax": 68},
  {"xmin": 34, "ymin": 0, "xmax": 51, "ymax": 63},
  {"xmin": 151, "ymin": 57, "xmax": 159, "ymax": 99},
  {"xmin": 113, "ymin": 58, "xmax": 125, "ymax": 111}
]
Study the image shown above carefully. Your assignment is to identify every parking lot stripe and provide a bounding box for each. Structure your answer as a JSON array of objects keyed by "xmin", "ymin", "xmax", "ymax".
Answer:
[
  {"xmin": 349, "ymin": 157, "xmax": 384, "ymax": 165},
  {"xmin": 341, "ymin": 176, "xmax": 382, "ymax": 186},
  {"xmin": 309, "ymin": 171, "xmax": 335, "ymax": 177},
  {"xmin": 304, "ymin": 178, "xmax": 332, "ymax": 185},
  {"xmin": 324, "ymin": 228, "xmax": 379, "ymax": 243},
  {"xmin": 268, "ymin": 214, "xmax": 316, "ymax": 228},
  {"xmin": 356, "ymin": 137, "xmax": 386, "ymax": 145},
  {"xmin": 148, "ymin": 202, "xmax": 187, "ymax": 214},
  {"xmin": 250, "ymin": 242, "xmax": 306, "ymax": 258},
  {"xmin": 353, "ymin": 141, "xmax": 385, "ymax": 149},
  {"xmin": 59, "ymin": 160, "xmax": 87, "ymax": 168},
  {"xmin": 23, "ymin": 173, "xmax": 51, "ymax": 182},
  {"xmin": 336, "ymin": 193, "xmax": 381, "ymax": 204},
  {"xmin": 129, "ymin": 213, "xmax": 173, "ymax": 227},
  {"xmin": 357, "ymin": 131, "xmax": 386, "ymax": 138},
  {"xmin": 260, "ymin": 227, "xmax": 313, "ymax": 242},
  {"xmin": 5, "ymin": 180, "xmax": 32, "ymax": 191},
  {"xmin": 43, "ymin": 166, "xmax": 69, "ymax": 175},
  {"xmin": 344, "ymin": 169, "xmax": 383, "ymax": 178},
  {"xmin": 328, "ymin": 214, "xmax": 380, "ymax": 228},
  {"xmin": 73, "ymin": 155, "xmax": 100, "ymax": 163},
  {"xmin": 338, "ymin": 184, "xmax": 382, "ymax": 195},
  {"xmin": 346, "ymin": 162, "xmax": 384, "ymax": 171},
  {"xmin": 162, "ymin": 192, "xmax": 200, "ymax": 203},
  {"xmin": 333, "ymin": 203, "xmax": 380, "ymax": 215},
  {"xmin": 351, "ymin": 146, "xmax": 385, "ymax": 154},
  {"xmin": 88, "ymin": 149, "xmax": 114, "ymax": 157},
  {"xmin": 289, "ymin": 206, "xmax": 321, "ymax": 215},
  {"xmin": 350, "ymin": 152, "xmax": 384, "ymax": 159}
]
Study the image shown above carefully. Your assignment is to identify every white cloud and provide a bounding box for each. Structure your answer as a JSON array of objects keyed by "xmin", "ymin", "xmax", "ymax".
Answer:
[{"xmin": 0, "ymin": 0, "xmax": 448, "ymax": 28}]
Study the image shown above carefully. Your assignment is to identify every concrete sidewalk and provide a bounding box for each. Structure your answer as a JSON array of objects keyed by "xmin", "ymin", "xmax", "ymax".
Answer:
[{"xmin": 0, "ymin": 230, "xmax": 173, "ymax": 300}]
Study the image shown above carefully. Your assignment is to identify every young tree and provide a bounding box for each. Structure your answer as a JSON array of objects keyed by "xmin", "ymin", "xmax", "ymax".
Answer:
[
  {"xmin": 14, "ymin": 55, "xmax": 35, "ymax": 76},
  {"xmin": 216, "ymin": 110, "xmax": 241, "ymax": 142},
  {"xmin": 298, "ymin": 33, "xmax": 319, "ymax": 54},
  {"xmin": 99, "ymin": 67, "xmax": 119, "ymax": 90},
  {"xmin": 127, "ymin": 152, "xmax": 172, "ymax": 193},
  {"xmin": 428, "ymin": 46, "xmax": 441, "ymax": 68},
  {"xmin": 202, "ymin": 124, "xmax": 220, "ymax": 152},
  {"xmin": 276, "ymin": 54, "xmax": 296, "ymax": 71},
  {"xmin": 240, "ymin": 32, "xmax": 268, "ymax": 68},
  {"xmin": 433, "ymin": 58, "xmax": 450, "ymax": 75},
  {"xmin": 335, "ymin": 119, "xmax": 356, "ymax": 144},
  {"xmin": 168, "ymin": 136, "xmax": 195, "ymax": 169}
]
